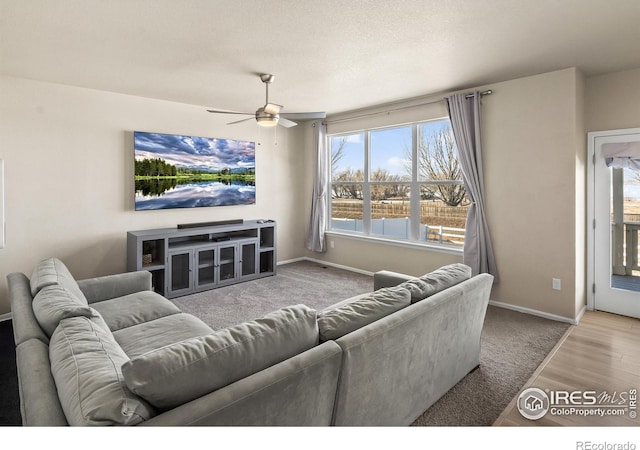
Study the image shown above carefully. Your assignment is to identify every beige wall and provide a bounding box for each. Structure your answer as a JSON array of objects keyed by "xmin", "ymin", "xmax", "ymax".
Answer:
[
  {"xmin": 4, "ymin": 67, "xmax": 637, "ymax": 319},
  {"xmin": 0, "ymin": 75, "xmax": 307, "ymax": 316},
  {"xmin": 586, "ymin": 68, "xmax": 640, "ymax": 132},
  {"xmin": 574, "ymin": 70, "xmax": 587, "ymax": 319},
  {"xmin": 308, "ymin": 68, "xmax": 587, "ymax": 320},
  {"xmin": 483, "ymin": 68, "xmax": 585, "ymax": 320}
]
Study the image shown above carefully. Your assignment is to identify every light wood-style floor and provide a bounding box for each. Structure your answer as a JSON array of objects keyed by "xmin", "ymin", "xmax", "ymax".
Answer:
[{"xmin": 494, "ymin": 310, "xmax": 640, "ymax": 426}]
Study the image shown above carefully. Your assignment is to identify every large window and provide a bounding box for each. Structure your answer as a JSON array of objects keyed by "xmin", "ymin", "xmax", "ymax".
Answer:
[{"xmin": 329, "ymin": 119, "xmax": 469, "ymax": 248}]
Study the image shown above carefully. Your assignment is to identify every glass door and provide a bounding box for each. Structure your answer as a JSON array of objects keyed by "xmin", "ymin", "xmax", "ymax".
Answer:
[
  {"xmin": 217, "ymin": 243, "xmax": 237, "ymax": 284},
  {"xmin": 195, "ymin": 247, "xmax": 217, "ymax": 289},
  {"xmin": 239, "ymin": 240, "xmax": 258, "ymax": 279},
  {"xmin": 591, "ymin": 129, "xmax": 640, "ymax": 319},
  {"xmin": 168, "ymin": 250, "xmax": 193, "ymax": 296}
]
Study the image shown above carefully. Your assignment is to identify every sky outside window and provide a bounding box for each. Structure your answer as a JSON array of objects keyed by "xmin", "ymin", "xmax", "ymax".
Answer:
[
  {"xmin": 331, "ymin": 120, "xmax": 452, "ymax": 181},
  {"xmin": 370, "ymin": 126, "xmax": 411, "ymax": 179}
]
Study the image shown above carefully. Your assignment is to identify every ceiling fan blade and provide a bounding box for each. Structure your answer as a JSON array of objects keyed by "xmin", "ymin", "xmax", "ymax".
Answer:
[
  {"xmin": 280, "ymin": 112, "xmax": 327, "ymax": 120},
  {"xmin": 227, "ymin": 117, "xmax": 255, "ymax": 125},
  {"xmin": 207, "ymin": 109, "xmax": 253, "ymax": 116},
  {"xmin": 278, "ymin": 117, "xmax": 298, "ymax": 128},
  {"xmin": 264, "ymin": 103, "xmax": 282, "ymax": 115}
]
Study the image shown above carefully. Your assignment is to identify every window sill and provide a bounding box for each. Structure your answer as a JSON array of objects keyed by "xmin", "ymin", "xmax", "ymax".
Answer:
[{"xmin": 325, "ymin": 230, "xmax": 464, "ymax": 256}]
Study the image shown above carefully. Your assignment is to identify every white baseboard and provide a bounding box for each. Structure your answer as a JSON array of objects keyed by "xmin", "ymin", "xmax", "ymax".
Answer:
[
  {"xmin": 489, "ymin": 300, "xmax": 579, "ymax": 325},
  {"xmin": 270, "ymin": 258, "xmax": 585, "ymax": 324},
  {"xmin": 279, "ymin": 256, "xmax": 374, "ymax": 276},
  {"xmin": 574, "ymin": 304, "xmax": 587, "ymax": 324},
  {"xmin": 277, "ymin": 257, "xmax": 306, "ymax": 266}
]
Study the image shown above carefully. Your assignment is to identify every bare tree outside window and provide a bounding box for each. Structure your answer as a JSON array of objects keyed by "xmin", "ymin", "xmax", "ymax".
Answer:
[
  {"xmin": 328, "ymin": 121, "xmax": 468, "ymax": 246},
  {"xmin": 331, "ymin": 136, "xmax": 347, "ymax": 177},
  {"xmin": 416, "ymin": 124, "xmax": 466, "ymax": 207}
]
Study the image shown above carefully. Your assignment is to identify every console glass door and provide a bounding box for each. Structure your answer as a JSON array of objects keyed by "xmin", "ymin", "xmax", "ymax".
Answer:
[
  {"xmin": 218, "ymin": 244, "xmax": 237, "ymax": 282},
  {"xmin": 196, "ymin": 247, "xmax": 216, "ymax": 287},
  {"xmin": 170, "ymin": 251, "xmax": 192, "ymax": 293},
  {"xmin": 240, "ymin": 241, "xmax": 258, "ymax": 277}
]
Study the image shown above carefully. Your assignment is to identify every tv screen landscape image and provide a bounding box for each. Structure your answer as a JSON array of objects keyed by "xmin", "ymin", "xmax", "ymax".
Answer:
[{"xmin": 134, "ymin": 131, "xmax": 255, "ymax": 211}]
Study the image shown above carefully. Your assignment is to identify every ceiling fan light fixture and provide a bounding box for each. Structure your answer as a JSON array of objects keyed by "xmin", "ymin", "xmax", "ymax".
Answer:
[
  {"xmin": 207, "ymin": 73, "xmax": 324, "ymax": 128},
  {"xmin": 255, "ymin": 108, "xmax": 279, "ymax": 127}
]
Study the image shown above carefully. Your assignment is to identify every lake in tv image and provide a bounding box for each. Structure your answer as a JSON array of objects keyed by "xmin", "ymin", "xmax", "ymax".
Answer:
[{"xmin": 134, "ymin": 131, "xmax": 256, "ymax": 210}]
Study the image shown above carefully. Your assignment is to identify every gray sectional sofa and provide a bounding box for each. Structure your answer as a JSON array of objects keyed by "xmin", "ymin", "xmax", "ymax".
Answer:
[{"xmin": 8, "ymin": 257, "xmax": 493, "ymax": 426}]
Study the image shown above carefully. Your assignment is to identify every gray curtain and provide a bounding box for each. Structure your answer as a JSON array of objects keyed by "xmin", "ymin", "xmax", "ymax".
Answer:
[
  {"xmin": 306, "ymin": 122, "xmax": 328, "ymax": 252},
  {"xmin": 446, "ymin": 92, "xmax": 498, "ymax": 281}
]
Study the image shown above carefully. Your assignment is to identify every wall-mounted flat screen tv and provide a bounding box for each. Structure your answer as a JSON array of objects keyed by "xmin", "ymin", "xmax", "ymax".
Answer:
[{"xmin": 134, "ymin": 131, "xmax": 255, "ymax": 211}]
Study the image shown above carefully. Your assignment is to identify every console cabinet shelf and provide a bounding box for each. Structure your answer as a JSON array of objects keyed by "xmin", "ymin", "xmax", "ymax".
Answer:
[{"xmin": 127, "ymin": 220, "xmax": 276, "ymax": 298}]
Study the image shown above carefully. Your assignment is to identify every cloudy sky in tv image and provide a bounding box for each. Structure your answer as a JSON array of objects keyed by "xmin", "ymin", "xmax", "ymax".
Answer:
[{"xmin": 134, "ymin": 131, "xmax": 254, "ymax": 171}]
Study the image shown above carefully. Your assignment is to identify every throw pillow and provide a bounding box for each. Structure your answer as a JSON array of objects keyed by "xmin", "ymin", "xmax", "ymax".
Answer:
[
  {"xmin": 122, "ymin": 304, "xmax": 319, "ymax": 410},
  {"xmin": 49, "ymin": 314, "xmax": 155, "ymax": 426},
  {"xmin": 32, "ymin": 285, "xmax": 94, "ymax": 337},
  {"xmin": 318, "ymin": 285, "xmax": 411, "ymax": 341}
]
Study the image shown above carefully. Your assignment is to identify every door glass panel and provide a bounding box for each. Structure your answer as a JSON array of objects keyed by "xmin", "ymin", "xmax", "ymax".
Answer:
[
  {"xmin": 170, "ymin": 253, "xmax": 190, "ymax": 291},
  {"xmin": 241, "ymin": 243, "xmax": 256, "ymax": 276},
  {"xmin": 611, "ymin": 166, "xmax": 640, "ymax": 292},
  {"xmin": 197, "ymin": 249, "xmax": 216, "ymax": 286},
  {"xmin": 219, "ymin": 246, "xmax": 236, "ymax": 281}
]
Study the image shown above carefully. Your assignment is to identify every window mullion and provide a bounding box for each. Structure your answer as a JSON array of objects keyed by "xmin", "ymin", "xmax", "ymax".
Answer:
[
  {"xmin": 410, "ymin": 124, "xmax": 420, "ymax": 241},
  {"xmin": 363, "ymin": 131, "xmax": 372, "ymax": 235}
]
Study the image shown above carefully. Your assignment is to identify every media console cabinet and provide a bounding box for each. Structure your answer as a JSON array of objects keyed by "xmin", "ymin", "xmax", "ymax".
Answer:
[{"xmin": 126, "ymin": 220, "xmax": 276, "ymax": 298}]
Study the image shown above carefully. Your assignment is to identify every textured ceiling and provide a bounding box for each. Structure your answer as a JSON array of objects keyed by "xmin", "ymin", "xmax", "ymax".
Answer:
[{"xmin": 1, "ymin": 0, "xmax": 639, "ymax": 116}]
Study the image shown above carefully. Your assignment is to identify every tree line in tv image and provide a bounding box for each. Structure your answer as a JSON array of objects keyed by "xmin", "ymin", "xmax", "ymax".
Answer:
[{"xmin": 134, "ymin": 131, "xmax": 256, "ymax": 210}]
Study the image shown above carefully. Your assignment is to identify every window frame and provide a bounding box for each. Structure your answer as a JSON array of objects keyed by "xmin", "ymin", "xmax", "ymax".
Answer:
[{"xmin": 327, "ymin": 118, "xmax": 466, "ymax": 252}]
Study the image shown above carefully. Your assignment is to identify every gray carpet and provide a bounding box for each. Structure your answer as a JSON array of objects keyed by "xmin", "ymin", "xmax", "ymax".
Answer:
[
  {"xmin": 171, "ymin": 260, "xmax": 570, "ymax": 426},
  {"xmin": 170, "ymin": 260, "xmax": 373, "ymax": 330}
]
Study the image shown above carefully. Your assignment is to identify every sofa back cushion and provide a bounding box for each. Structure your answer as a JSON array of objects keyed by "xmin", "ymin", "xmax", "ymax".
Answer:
[
  {"xmin": 49, "ymin": 313, "xmax": 155, "ymax": 425},
  {"xmin": 33, "ymin": 285, "xmax": 94, "ymax": 337},
  {"xmin": 30, "ymin": 257, "xmax": 88, "ymax": 304},
  {"xmin": 122, "ymin": 304, "xmax": 318, "ymax": 410},
  {"xmin": 401, "ymin": 263, "xmax": 472, "ymax": 303},
  {"xmin": 318, "ymin": 286, "xmax": 411, "ymax": 342}
]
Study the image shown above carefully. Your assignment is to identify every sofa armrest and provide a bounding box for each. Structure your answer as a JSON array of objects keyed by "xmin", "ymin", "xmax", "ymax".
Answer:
[
  {"xmin": 77, "ymin": 271, "xmax": 153, "ymax": 304},
  {"xmin": 373, "ymin": 270, "xmax": 416, "ymax": 291}
]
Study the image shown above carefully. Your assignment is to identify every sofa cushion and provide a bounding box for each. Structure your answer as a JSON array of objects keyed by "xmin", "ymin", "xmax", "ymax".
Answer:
[
  {"xmin": 122, "ymin": 304, "xmax": 318, "ymax": 410},
  {"xmin": 91, "ymin": 290, "xmax": 181, "ymax": 332},
  {"xmin": 113, "ymin": 313, "xmax": 214, "ymax": 358},
  {"xmin": 30, "ymin": 257, "xmax": 88, "ymax": 304},
  {"xmin": 32, "ymin": 285, "xmax": 95, "ymax": 337},
  {"xmin": 49, "ymin": 314, "xmax": 155, "ymax": 426},
  {"xmin": 401, "ymin": 263, "xmax": 472, "ymax": 303},
  {"xmin": 318, "ymin": 286, "xmax": 411, "ymax": 342}
]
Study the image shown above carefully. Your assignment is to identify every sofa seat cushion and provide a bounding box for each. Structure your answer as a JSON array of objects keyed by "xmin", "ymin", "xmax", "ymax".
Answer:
[
  {"xmin": 32, "ymin": 285, "xmax": 95, "ymax": 337},
  {"xmin": 113, "ymin": 313, "xmax": 214, "ymax": 358},
  {"xmin": 401, "ymin": 263, "xmax": 472, "ymax": 303},
  {"xmin": 49, "ymin": 314, "xmax": 155, "ymax": 426},
  {"xmin": 30, "ymin": 257, "xmax": 88, "ymax": 304},
  {"xmin": 91, "ymin": 290, "xmax": 181, "ymax": 332},
  {"xmin": 318, "ymin": 286, "xmax": 411, "ymax": 342},
  {"xmin": 122, "ymin": 304, "xmax": 318, "ymax": 410}
]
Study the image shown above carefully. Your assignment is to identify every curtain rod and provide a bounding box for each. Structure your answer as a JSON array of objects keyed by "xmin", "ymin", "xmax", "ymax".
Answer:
[{"xmin": 321, "ymin": 89, "xmax": 492, "ymax": 125}]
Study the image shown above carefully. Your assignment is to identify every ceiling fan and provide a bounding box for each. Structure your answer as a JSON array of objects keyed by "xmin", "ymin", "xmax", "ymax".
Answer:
[{"xmin": 207, "ymin": 74, "xmax": 326, "ymax": 128}]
